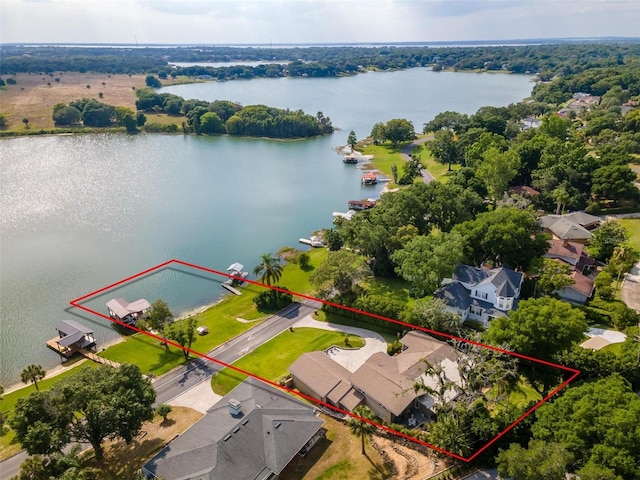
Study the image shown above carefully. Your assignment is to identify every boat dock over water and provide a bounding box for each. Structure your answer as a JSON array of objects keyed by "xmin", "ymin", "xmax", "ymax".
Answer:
[{"xmin": 299, "ymin": 235, "xmax": 325, "ymax": 248}]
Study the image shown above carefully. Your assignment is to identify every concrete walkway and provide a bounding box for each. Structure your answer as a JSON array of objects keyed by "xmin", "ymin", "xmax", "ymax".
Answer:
[
  {"xmin": 293, "ymin": 315, "xmax": 387, "ymax": 372},
  {"xmin": 167, "ymin": 379, "xmax": 222, "ymax": 414}
]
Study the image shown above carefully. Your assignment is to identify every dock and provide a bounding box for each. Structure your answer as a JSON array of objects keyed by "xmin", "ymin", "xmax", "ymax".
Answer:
[
  {"xmin": 79, "ymin": 349, "xmax": 121, "ymax": 368},
  {"xmin": 222, "ymin": 282, "xmax": 242, "ymax": 295},
  {"xmin": 299, "ymin": 235, "xmax": 325, "ymax": 248}
]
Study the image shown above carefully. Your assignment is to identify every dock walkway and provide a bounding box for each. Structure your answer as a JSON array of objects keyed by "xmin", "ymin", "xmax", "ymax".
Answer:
[{"xmin": 79, "ymin": 349, "xmax": 121, "ymax": 368}]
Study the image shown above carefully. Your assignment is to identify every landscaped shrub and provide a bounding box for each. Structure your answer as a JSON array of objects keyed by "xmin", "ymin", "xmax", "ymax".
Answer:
[{"xmin": 253, "ymin": 287, "xmax": 293, "ymax": 310}]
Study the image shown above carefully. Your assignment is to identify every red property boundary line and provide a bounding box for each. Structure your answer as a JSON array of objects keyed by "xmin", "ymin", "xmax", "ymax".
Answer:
[{"xmin": 69, "ymin": 259, "xmax": 580, "ymax": 462}]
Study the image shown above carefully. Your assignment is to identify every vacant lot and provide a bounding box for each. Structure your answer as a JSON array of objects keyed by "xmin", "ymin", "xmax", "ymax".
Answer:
[{"xmin": 0, "ymin": 73, "xmax": 147, "ymax": 130}]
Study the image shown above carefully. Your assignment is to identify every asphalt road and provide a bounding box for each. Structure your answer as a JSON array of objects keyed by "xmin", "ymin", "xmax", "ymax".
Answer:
[
  {"xmin": 401, "ymin": 135, "xmax": 435, "ymax": 183},
  {"xmin": 0, "ymin": 299, "xmax": 321, "ymax": 480},
  {"xmin": 154, "ymin": 299, "xmax": 321, "ymax": 404}
]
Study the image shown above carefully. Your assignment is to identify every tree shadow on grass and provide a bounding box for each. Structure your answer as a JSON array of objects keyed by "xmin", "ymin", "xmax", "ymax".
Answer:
[
  {"xmin": 279, "ymin": 437, "xmax": 333, "ymax": 480},
  {"xmin": 84, "ymin": 436, "xmax": 167, "ymax": 480},
  {"xmin": 159, "ymin": 418, "xmax": 176, "ymax": 428},
  {"xmin": 148, "ymin": 347, "xmax": 184, "ymax": 374}
]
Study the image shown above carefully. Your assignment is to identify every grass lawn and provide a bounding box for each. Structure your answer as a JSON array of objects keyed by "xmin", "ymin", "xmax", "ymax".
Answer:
[
  {"xmin": 619, "ymin": 218, "xmax": 640, "ymax": 251},
  {"xmin": 601, "ymin": 342, "xmax": 624, "ymax": 356},
  {"xmin": 100, "ymin": 248, "xmax": 328, "ymax": 376},
  {"xmin": 486, "ymin": 376, "xmax": 541, "ymax": 416},
  {"xmin": 314, "ymin": 310, "xmax": 401, "ymax": 344},
  {"xmin": 279, "ymin": 247, "xmax": 328, "ymax": 294},
  {"xmin": 280, "ymin": 416, "xmax": 388, "ymax": 480},
  {"xmin": 411, "ymin": 144, "xmax": 460, "ymax": 182},
  {"xmin": 210, "ymin": 327, "xmax": 364, "ymax": 395},
  {"xmin": 360, "ymin": 276, "xmax": 414, "ymax": 310},
  {"xmin": 361, "ymin": 143, "xmax": 406, "ymax": 187}
]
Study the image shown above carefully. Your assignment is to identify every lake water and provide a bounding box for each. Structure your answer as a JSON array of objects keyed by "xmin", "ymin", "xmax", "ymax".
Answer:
[{"xmin": 0, "ymin": 68, "xmax": 533, "ymax": 386}]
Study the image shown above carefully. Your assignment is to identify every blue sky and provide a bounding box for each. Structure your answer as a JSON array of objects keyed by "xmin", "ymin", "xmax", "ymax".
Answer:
[{"xmin": 2, "ymin": 0, "xmax": 639, "ymax": 44}]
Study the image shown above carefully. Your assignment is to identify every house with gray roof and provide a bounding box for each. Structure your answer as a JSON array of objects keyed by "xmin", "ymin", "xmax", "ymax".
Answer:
[
  {"xmin": 539, "ymin": 212, "xmax": 601, "ymax": 244},
  {"xmin": 289, "ymin": 331, "xmax": 462, "ymax": 425},
  {"xmin": 142, "ymin": 377, "xmax": 325, "ymax": 480},
  {"xmin": 435, "ymin": 265, "xmax": 523, "ymax": 326}
]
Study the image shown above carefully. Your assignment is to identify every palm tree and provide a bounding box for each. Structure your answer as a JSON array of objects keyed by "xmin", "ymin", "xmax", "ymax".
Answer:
[
  {"xmin": 610, "ymin": 244, "xmax": 639, "ymax": 295},
  {"xmin": 349, "ymin": 405, "xmax": 376, "ymax": 455},
  {"xmin": 21, "ymin": 364, "xmax": 45, "ymax": 391},
  {"xmin": 253, "ymin": 253, "xmax": 283, "ymax": 286}
]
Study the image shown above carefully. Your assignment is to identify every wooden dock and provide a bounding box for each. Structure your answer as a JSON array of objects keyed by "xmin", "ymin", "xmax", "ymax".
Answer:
[
  {"xmin": 222, "ymin": 282, "xmax": 242, "ymax": 296},
  {"xmin": 79, "ymin": 349, "xmax": 121, "ymax": 368}
]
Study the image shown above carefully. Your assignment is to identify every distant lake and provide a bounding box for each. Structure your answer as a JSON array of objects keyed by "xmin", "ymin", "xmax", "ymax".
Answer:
[
  {"xmin": 0, "ymin": 68, "xmax": 533, "ymax": 386},
  {"xmin": 169, "ymin": 61, "xmax": 288, "ymax": 68}
]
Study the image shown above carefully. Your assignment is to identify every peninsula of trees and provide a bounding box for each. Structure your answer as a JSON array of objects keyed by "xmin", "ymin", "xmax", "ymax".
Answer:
[{"xmin": 51, "ymin": 90, "xmax": 333, "ymax": 138}]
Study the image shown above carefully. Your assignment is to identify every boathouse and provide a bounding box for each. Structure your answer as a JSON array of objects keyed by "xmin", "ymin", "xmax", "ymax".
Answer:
[
  {"xmin": 46, "ymin": 320, "xmax": 97, "ymax": 358},
  {"xmin": 361, "ymin": 172, "xmax": 377, "ymax": 185},
  {"xmin": 106, "ymin": 297, "xmax": 151, "ymax": 324}
]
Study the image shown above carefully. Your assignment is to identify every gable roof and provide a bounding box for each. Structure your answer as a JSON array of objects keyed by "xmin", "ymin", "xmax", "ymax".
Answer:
[
  {"xmin": 289, "ymin": 352, "xmax": 351, "ymax": 398},
  {"xmin": 453, "ymin": 265, "xmax": 522, "ymax": 297},
  {"xmin": 56, "ymin": 319, "xmax": 93, "ymax": 336},
  {"xmin": 291, "ymin": 332, "xmax": 461, "ymax": 418},
  {"xmin": 539, "ymin": 212, "xmax": 601, "ymax": 241},
  {"xmin": 434, "ymin": 282, "xmax": 471, "ymax": 310},
  {"xmin": 143, "ymin": 377, "xmax": 323, "ymax": 480}
]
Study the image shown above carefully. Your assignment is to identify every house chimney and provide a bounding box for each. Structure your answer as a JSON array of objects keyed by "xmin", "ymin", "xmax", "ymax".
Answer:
[
  {"xmin": 228, "ymin": 398, "xmax": 242, "ymax": 416},
  {"xmin": 562, "ymin": 238, "xmax": 569, "ymax": 248}
]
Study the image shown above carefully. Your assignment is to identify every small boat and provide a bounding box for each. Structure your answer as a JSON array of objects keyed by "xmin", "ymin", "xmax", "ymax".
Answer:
[{"xmin": 361, "ymin": 173, "xmax": 378, "ymax": 185}]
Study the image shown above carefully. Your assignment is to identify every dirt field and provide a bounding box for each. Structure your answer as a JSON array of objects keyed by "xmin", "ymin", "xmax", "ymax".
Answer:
[{"xmin": 0, "ymin": 73, "xmax": 148, "ymax": 130}]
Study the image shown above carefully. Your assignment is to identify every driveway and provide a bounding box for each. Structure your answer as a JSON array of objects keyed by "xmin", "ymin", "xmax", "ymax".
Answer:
[
  {"xmin": 621, "ymin": 262, "xmax": 640, "ymax": 313},
  {"xmin": 401, "ymin": 135, "xmax": 435, "ymax": 183},
  {"xmin": 293, "ymin": 315, "xmax": 387, "ymax": 372}
]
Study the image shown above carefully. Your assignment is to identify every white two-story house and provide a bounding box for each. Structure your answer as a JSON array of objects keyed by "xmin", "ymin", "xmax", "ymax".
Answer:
[{"xmin": 435, "ymin": 265, "xmax": 523, "ymax": 326}]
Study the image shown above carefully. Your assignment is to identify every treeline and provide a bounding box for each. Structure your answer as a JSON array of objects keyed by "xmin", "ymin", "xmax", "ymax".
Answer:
[
  {"xmin": 3, "ymin": 43, "xmax": 640, "ymax": 79},
  {"xmin": 51, "ymin": 88, "xmax": 333, "ymax": 138},
  {"xmin": 422, "ymin": 98, "xmax": 640, "ymax": 215}
]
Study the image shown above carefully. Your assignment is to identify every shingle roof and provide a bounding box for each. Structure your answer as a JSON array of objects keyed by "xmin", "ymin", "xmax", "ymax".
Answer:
[
  {"xmin": 143, "ymin": 377, "xmax": 323, "ymax": 480},
  {"xmin": 55, "ymin": 319, "xmax": 93, "ymax": 336},
  {"xmin": 453, "ymin": 265, "xmax": 522, "ymax": 297},
  {"xmin": 539, "ymin": 213, "xmax": 599, "ymax": 241},
  {"xmin": 289, "ymin": 352, "xmax": 351, "ymax": 398}
]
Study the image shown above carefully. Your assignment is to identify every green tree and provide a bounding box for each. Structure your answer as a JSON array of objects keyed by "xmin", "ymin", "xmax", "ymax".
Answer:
[
  {"xmin": 0, "ymin": 113, "xmax": 8, "ymax": 128},
  {"xmin": 391, "ymin": 231, "xmax": 465, "ymax": 297},
  {"xmin": 427, "ymin": 129, "xmax": 459, "ymax": 171},
  {"xmin": 52, "ymin": 104, "xmax": 81, "ymax": 126},
  {"xmin": 310, "ymin": 250, "xmax": 367, "ymax": 297},
  {"xmin": 136, "ymin": 111, "xmax": 147, "ymax": 127},
  {"xmin": 540, "ymin": 114, "xmax": 570, "ymax": 140},
  {"xmin": 428, "ymin": 410, "xmax": 473, "ymax": 458},
  {"xmin": 323, "ymin": 228, "xmax": 343, "ymax": 251},
  {"xmin": 347, "ymin": 130, "xmax": 357, "ymax": 149},
  {"xmin": 532, "ymin": 375, "xmax": 640, "ymax": 478},
  {"xmin": 21, "ymin": 364, "xmax": 45, "ymax": 391},
  {"xmin": 22, "ymin": 117, "xmax": 29, "ymax": 129},
  {"xmin": 453, "ymin": 207, "xmax": 550, "ymax": 271},
  {"xmin": 148, "ymin": 299, "xmax": 174, "ymax": 350},
  {"xmin": 156, "ymin": 404, "xmax": 172, "ymax": 422},
  {"xmin": 11, "ymin": 364, "xmax": 155, "ymax": 461},
  {"xmin": 484, "ymin": 297, "xmax": 587, "ymax": 395},
  {"xmin": 591, "ymin": 164, "xmax": 639, "ymax": 205},
  {"xmin": 383, "ymin": 118, "xmax": 414, "ymax": 147},
  {"xmin": 348, "ymin": 405, "xmax": 376, "ymax": 455},
  {"xmin": 609, "ymin": 244, "xmax": 639, "ymax": 295},
  {"xmin": 401, "ymin": 297, "xmax": 461, "ymax": 335},
  {"xmin": 145, "ymin": 75, "xmax": 162, "ymax": 88},
  {"xmin": 199, "ymin": 111, "xmax": 225, "ymax": 134},
  {"xmin": 168, "ymin": 317, "xmax": 197, "ymax": 360},
  {"xmin": 253, "ymin": 253, "xmax": 283, "ymax": 286},
  {"xmin": 496, "ymin": 440, "xmax": 573, "ymax": 480},
  {"xmin": 536, "ymin": 258, "xmax": 574, "ymax": 296},
  {"xmin": 475, "ymin": 147, "xmax": 520, "ymax": 205},
  {"xmin": 370, "ymin": 122, "xmax": 385, "ymax": 143},
  {"xmin": 297, "ymin": 252, "xmax": 310, "ymax": 269},
  {"xmin": 589, "ymin": 220, "xmax": 628, "ymax": 262},
  {"xmin": 594, "ymin": 270, "xmax": 615, "ymax": 300}
]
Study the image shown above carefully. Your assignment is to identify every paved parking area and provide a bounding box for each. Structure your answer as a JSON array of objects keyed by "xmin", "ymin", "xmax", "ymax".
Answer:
[
  {"xmin": 293, "ymin": 315, "xmax": 387, "ymax": 372},
  {"xmin": 168, "ymin": 379, "xmax": 222, "ymax": 413}
]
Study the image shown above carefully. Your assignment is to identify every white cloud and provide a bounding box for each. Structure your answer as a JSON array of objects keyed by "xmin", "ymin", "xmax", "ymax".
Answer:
[{"xmin": 1, "ymin": 0, "xmax": 639, "ymax": 44}]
